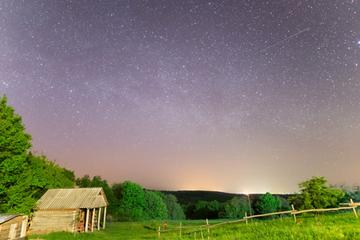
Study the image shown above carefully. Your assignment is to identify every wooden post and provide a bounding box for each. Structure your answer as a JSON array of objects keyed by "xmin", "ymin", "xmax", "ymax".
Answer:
[
  {"xmin": 179, "ymin": 222, "xmax": 182, "ymax": 238},
  {"xmin": 353, "ymin": 206, "xmax": 358, "ymax": 218},
  {"xmin": 245, "ymin": 212, "xmax": 248, "ymax": 224},
  {"xmin": 206, "ymin": 219, "xmax": 210, "ymax": 239},
  {"xmin": 91, "ymin": 208, "xmax": 95, "ymax": 232},
  {"xmin": 72, "ymin": 210, "xmax": 77, "ymax": 232},
  {"xmin": 350, "ymin": 199, "xmax": 358, "ymax": 218},
  {"xmin": 20, "ymin": 216, "xmax": 28, "ymax": 238},
  {"xmin": 247, "ymin": 194, "xmax": 252, "ymax": 216},
  {"xmin": 158, "ymin": 226, "xmax": 161, "ymax": 238},
  {"xmin": 291, "ymin": 204, "xmax": 297, "ymax": 223},
  {"xmin": 97, "ymin": 207, "xmax": 102, "ymax": 230},
  {"xmin": 103, "ymin": 207, "xmax": 107, "ymax": 229},
  {"xmin": 85, "ymin": 208, "xmax": 90, "ymax": 232}
]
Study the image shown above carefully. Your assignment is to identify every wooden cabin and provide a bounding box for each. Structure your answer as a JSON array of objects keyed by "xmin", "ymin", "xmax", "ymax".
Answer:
[
  {"xmin": 0, "ymin": 214, "xmax": 28, "ymax": 240},
  {"xmin": 29, "ymin": 187, "xmax": 108, "ymax": 234}
]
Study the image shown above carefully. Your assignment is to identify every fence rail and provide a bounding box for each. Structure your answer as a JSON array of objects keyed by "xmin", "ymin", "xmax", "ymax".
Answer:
[
  {"xmin": 244, "ymin": 210, "xmax": 293, "ymax": 219},
  {"xmin": 156, "ymin": 199, "xmax": 360, "ymax": 238}
]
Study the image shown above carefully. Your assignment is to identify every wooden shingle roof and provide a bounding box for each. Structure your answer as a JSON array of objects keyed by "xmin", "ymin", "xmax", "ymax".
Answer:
[
  {"xmin": 0, "ymin": 214, "xmax": 20, "ymax": 224},
  {"xmin": 36, "ymin": 188, "xmax": 108, "ymax": 210}
]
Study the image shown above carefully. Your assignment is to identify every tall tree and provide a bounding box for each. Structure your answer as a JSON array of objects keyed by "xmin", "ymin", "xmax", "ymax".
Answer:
[
  {"xmin": 0, "ymin": 96, "xmax": 75, "ymax": 213},
  {"xmin": 162, "ymin": 194, "xmax": 186, "ymax": 220},
  {"xmin": 224, "ymin": 197, "xmax": 250, "ymax": 219},
  {"xmin": 290, "ymin": 176, "xmax": 344, "ymax": 210},
  {"xmin": 2, "ymin": 154, "xmax": 74, "ymax": 213},
  {"xmin": 76, "ymin": 175, "xmax": 117, "ymax": 216},
  {"xmin": 277, "ymin": 196, "xmax": 291, "ymax": 211},
  {"xmin": 76, "ymin": 175, "xmax": 92, "ymax": 187},
  {"xmin": 0, "ymin": 95, "xmax": 32, "ymax": 212},
  {"xmin": 76, "ymin": 175, "xmax": 115, "ymax": 203},
  {"xmin": 0, "ymin": 96, "xmax": 31, "ymax": 164},
  {"xmin": 117, "ymin": 181, "xmax": 146, "ymax": 220},
  {"xmin": 144, "ymin": 191, "xmax": 168, "ymax": 220},
  {"xmin": 255, "ymin": 192, "xmax": 280, "ymax": 214},
  {"xmin": 194, "ymin": 200, "xmax": 221, "ymax": 219}
]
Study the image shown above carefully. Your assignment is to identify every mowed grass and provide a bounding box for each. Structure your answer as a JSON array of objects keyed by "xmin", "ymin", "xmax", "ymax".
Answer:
[{"xmin": 29, "ymin": 212, "xmax": 360, "ymax": 240}]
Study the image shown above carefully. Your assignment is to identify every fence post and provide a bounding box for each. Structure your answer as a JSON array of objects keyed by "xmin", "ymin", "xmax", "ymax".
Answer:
[
  {"xmin": 245, "ymin": 212, "xmax": 248, "ymax": 224},
  {"xmin": 179, "ymin": 222, "xmax": 182, "ymax": 238},
  {"xmin": 158, "ymin": 226, "xmax": 161, "ymax": 238},
  {"xmin": 350, "ymin": 199, "xmax": 358, "ymax": 218},
  {"xmin": 291, "ymin": 204, "xmax": 297, "ymax": 223},
  {"xmin": 206, "ymin": 219, "xmax": 210, "ymax": 239}
]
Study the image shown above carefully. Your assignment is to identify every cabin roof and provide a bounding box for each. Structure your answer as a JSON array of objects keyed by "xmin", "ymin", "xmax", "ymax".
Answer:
[
  {"xmin": 37, "ymin": 187, "xmax": 108, "ymax": 210},
  {"xmin": 0, "ymin": 214, "xmax": 20, "ymax": 224}
]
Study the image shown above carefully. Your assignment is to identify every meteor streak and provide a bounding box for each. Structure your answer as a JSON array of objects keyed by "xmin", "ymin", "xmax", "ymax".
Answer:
[{"xmin": 259, "ymin": 27, "xmax": 310, "ymax": 53}]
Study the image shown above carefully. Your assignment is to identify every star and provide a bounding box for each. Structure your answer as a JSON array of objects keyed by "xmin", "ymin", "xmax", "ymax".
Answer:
[{"xmin": 1, "ymin": 0, "xmax": 360, "ymax": 192}]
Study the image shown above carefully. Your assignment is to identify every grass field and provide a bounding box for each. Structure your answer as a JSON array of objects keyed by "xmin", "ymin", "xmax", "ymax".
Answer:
[{"xmin": 29, "ymin": 212, "xmax": 360, "ymax": 240}]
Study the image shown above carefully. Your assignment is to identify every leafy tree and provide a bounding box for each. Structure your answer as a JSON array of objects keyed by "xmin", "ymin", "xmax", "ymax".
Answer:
[
  {"xmin": 1, "ymin": 154, "xmax": 74, "ymax": 213},
  {"xmin": 144, "ymin": 191, "xmax": 168, "ymax": 219},
  {"xmin": 91, "ymin": 176, "xmax": 116, "ymax": 205},
  {"xmin": 0, "ymin": 96, "xmax": 75, "ymax": 213},
  {"xmin": 193, "ymin": 200, "xmax": 221, "ymax": 219},
  {"xmin": 337, "ymin": 185, "xmax": 360, "ymax": 203},
  {"xmin": 255, "ymin": 192, "xmax": 280, "ymax": 214},
  {"xmin": 162, "ymin": 194, "xmax": 186, "ymax": 220},
  {"xmin": 77, "ymin": 175, "xmax": 116, "ymax": 204},
  {"xmin": 76, "ymin": 175, "xmax": 92, "ymax": 187},
  {"xmin": 117, "ymin": 181, "xmax": 146, "ymax": 220},
  {"xmin": 344, "ymin": 191, "xmax": 360, "ymax": 203},
  {"xmin": 278, "ymin": 196, "xmax": 291, "ymax": 211},
  {"xmin": 76, "ymin": 175, "xmax": 117, "ymax": 217},
  {"xmin": 26, "ymin": 154, "xmax": 74, "ymax": 199},
  {"xmin": 111, "ymin": 181, "xmax": 171, "ymax": 220},
  {"xmin": 0, "ymin": 95, "xmax": 32, "ymax": 211},
  {"xmin": 0, "ymin": 96, "xmax": 31, "ymax": 164},
  {"xmin": 224, "ymin": 197, "xmax": 250, "ymax": 219},
  {"xmin": 289, "ymin": 176, "xmax": 344, "ymax": 210}
]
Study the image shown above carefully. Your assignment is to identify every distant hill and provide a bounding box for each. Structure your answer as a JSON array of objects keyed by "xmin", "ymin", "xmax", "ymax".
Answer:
[{"xmin": 162, "ymin": 190, "xmax": 291, "ymax": 205}]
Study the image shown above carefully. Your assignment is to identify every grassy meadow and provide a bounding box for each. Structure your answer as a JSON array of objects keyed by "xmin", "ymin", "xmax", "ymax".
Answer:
[{"xmin": 29, "ymin": 212, "xmax": 360, "ymax": 240}]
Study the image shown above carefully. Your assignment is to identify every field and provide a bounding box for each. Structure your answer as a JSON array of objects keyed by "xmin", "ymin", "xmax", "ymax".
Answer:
[{"xmin": 29, "ymin": 212, "xmax": 360, "ymax": 240}]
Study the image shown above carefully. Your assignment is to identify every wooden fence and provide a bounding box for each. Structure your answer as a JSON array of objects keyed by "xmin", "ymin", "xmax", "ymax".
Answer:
[{"xmin": 156, "ymin": 199, "xmax": 360, "ymax": 239}]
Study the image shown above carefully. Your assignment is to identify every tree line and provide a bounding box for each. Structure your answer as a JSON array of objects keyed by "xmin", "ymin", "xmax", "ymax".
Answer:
[
  {"xmin": 0, "ymin": 95, "xmax": 358, "ymax": 220},
  {"xmin": 75, "ymin": 175, "xmax": 185, "ymax": 220},
  {"xmin": 181, "ymin": 176, "xmax": 348, "ymax": 219}
]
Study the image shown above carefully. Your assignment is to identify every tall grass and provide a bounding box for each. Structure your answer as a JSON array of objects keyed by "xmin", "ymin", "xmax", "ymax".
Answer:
[{"xmin": 29, "ymin": 212, "xmax": 360, "ymax": 240}]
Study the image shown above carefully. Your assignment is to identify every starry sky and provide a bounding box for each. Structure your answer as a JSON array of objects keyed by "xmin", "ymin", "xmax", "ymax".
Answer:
[{"xmin": 1, "ymin": 0, "xmax": 360, "ymax": 193}]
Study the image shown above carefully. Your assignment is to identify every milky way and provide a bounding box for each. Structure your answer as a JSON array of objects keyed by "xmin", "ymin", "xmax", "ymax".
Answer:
[{"xmin": 0, "ymin": 0, "xmax": 360, "ymax": 193}]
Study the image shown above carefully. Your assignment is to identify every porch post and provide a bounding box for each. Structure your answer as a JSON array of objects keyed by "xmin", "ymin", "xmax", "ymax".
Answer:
[
  {"xmin": 20, "ymin": 216, "xmax": 28, "ymax": 238},
  {"xmin": 103, "ymin": 206, "xmax": 107, "ymax": 229},
  {"xmin": 97, "ymin": 207, "xmax": 102, "ymax": 230},
  {"xmin": 91, "ymin": 208, "xmax": 95, "ymax": 232},
  {"xmin": 85, "ymin": 208, "xmax": 90, "ymax": 232}
]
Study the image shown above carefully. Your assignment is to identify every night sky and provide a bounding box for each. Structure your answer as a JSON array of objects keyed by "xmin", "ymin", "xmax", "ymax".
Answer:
[{"xmin": 1, "ymin": 0, "xmax": 360, "ymax": 193}]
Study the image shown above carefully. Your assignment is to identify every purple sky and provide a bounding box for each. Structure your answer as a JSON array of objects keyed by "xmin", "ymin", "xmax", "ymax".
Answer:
[{"xmin": 1, "ymin": 0, "xmax": 360, "ymax": 193}]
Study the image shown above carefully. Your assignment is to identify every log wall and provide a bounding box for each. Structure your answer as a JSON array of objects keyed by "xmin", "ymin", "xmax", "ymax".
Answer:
[
  {"xmin": 29, "ymin": 209, "xmax": 79, "ymax": 234},
  {"xmin": 0, "ymin": 215, "xmax": 27, "ymax": 240}
]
